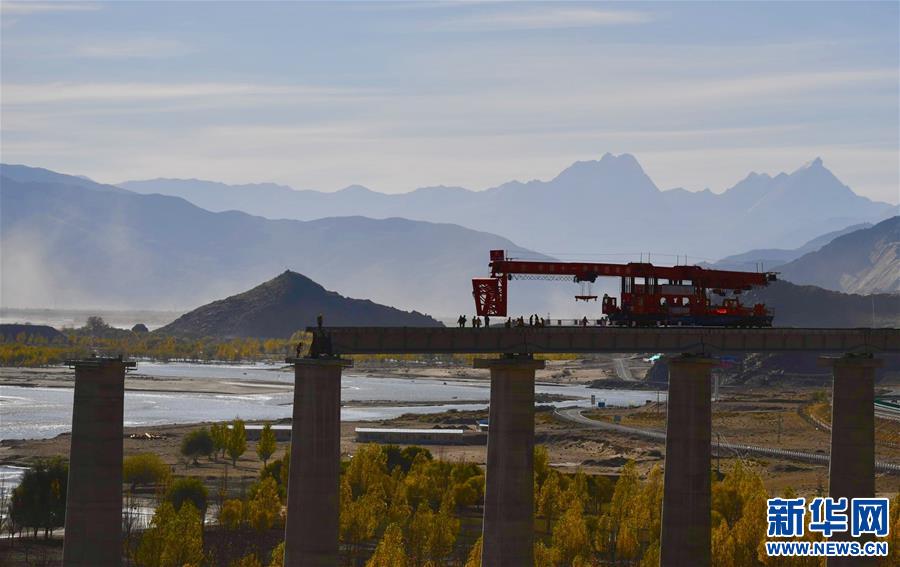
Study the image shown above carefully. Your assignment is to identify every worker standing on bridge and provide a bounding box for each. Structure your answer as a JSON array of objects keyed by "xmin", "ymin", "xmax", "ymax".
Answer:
[
  {"xmin": 484, "ymin": 316, "xmax": 490, "ymax": 328},
  {"xmin": 472, "ymin": 316, "xmax": 478, "ymax": 328},
  {"xmin": 317, "ymin": 313, "xmax": 324, "ymax": 330},
  {"xmin": 505, "ymin": 317, "xmax": 511, "ymax": 328},
  {"xmin": 458, "ymin": 315, "xmax": 466, "ymax": 328},
  {"xmin": 582, "ymin": 316, "xmax": 588, "ymax": 327}
]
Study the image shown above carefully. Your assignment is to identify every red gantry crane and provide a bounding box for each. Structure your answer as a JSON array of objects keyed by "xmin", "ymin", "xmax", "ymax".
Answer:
[{"xmin": 472, "ymin": 250, "xmax": 777, "ymax": 327}]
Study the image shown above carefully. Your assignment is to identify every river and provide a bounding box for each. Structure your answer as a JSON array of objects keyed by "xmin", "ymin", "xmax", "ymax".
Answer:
[{"xmin": 0, "ymin": 362, "xmax": 662, "ymax": 441}]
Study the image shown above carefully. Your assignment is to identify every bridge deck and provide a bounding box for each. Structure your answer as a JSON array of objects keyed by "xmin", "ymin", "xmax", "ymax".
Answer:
[{"xmin": 308, "ymin": 327, "xmax": 900, "ymax": 355}]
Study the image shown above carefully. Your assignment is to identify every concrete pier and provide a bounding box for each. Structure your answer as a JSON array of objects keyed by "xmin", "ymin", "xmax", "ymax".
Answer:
[
  {"xmin": 62, "ymin": 357, "xmax": 133, "ymax": 567},
  {"xmin": 475, "ymin": 355, "xmax": 544, "ymax": 567},
  {"xmin": 283, "ymin": 357, "xmax": 351, "ymax": 567},
  {"xmin": 660, "ymin": 355, "xmax": 715, "ymax": 567},
  {"xmin": 823, "ymin": 355, "xmax": 882, "ymax": 567}
]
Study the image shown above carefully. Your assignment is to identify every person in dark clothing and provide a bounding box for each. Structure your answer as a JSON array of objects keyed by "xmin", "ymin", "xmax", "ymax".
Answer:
[
  {"xmin": 458, "ymin": 315, "xmax": 466, "ymax": 328},
  {"xmin": 317, "ymin": 313, "xmax": 324, "ymax": 329},
  {"xmin": 484, "ymin": 316, "xmax": 490, "ymax": 328},
  {"xmin": 505, "ymin": 318, "xmax": 512, "ymax": 328}
]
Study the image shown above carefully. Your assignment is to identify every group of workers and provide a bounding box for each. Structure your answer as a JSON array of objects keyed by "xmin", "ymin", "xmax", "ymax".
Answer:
[{"xmin": 458, "ymin": 314, "xmax": 602, "ymax": 328}]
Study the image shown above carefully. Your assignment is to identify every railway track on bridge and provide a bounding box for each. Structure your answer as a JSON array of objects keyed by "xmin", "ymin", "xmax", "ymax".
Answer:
[{"xmin": 554, "ymin": 407, "xmax": 900, "ymax": 475}]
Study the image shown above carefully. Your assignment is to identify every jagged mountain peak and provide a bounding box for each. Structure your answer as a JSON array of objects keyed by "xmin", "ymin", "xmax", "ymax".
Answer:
[
  {"xmin": 551, "ymin": 152, "xmax": 657, "ymax": 192},
  {"xmin": 795, "ymin": 156, "xmax": 824, "ymax": 172}
]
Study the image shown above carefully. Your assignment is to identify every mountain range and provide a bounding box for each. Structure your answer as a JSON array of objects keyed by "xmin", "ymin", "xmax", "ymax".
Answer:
[
  {"xmin": 120, "ymin": 154, "xmax": 894, "ymax": 259},
  {"xmin": 711, "ymin": 222, "xmax": 873, "ymax": 271},
  {"xmin": 158, "ymin": 271, "xmax": 441, "ymax": 338},
  {"xmin": 1, "ymin": 164, "xmax": 564, "ymax": 316},
  {"xmin": 2, "ymin": 160, "xmax": 897, "ymax": 322},
  {"xmin": 746, "ymin": 281, "xmax": 899, "ymax": 328},
  {"xmin": 775, "ymin": 216, "xmax": 899, "ymax": 295}
]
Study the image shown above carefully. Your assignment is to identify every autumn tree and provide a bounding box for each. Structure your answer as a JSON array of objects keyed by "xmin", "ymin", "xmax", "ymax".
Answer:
[
  {"xmin": 366, "ymin": 523, "xmax": 408, "ymax": 567},
  {"xmin": 463, "ymin": 537, "xmax": 482, "ymax": 567},
  {"xmin": 537, "ymin": 471, "xmax": 562, "ymax": 532},
  {"xmin": 228, "ymin": 419, "xmax": 247, "ymax": 466},
  {"xmin": 406, "ymin": 501, "xmax": 435, "ymax": 567},
  {"xmin": 247, "ymin": 477, "xmax": 282, "ymax": 532},
  {"xmin": 167, "ymin": 476, "xmax": 208, "ymax": 517},
  {"xmin": 427, "ymin": 491, "xmax": 460, "ymax": 563},
  {"xmin": 256, "ymin": 423, "xmax": 277, "ymax": 467},
  {"xmin": 711, "ymin": 462, "xmax": 769, "ymax": 567},
  {"xmin": 219, "ymin": 499, "xmax": 244, "ymax": 531},
  {"xmin": 269, "ymin": 542, "xmax": 285, "ymax": 567},
  {"xmin": 552, "ymin": 499, "xmax": 592, "ymax": 565},
  {"xmin": 135, "ymin": 501, "xmax": 204, "ymax": 567},
  {"xmin": 8, "ymin": 458, "xmax": 67, "ymax": 539},
  {"xmin": 340, "ymin": 475, "xmax": 385, "ymax": 562},
  {"xmin": 181, "ymin": 428, "xmax": 214, "ymax": 465},
  {"xmin": 124, "ymin": 453, "xmax": 171, "ymax": 491},
  {"xmin": 210, "ymin": 423, "xmax": 228, "ymax": 460}
]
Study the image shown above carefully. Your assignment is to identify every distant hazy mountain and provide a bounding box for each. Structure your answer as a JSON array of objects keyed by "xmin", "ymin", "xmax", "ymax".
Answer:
[
  {"xmin": 712, "ymin": 222, "xmax": 873, "ymax": 271},
  {"xmin": 159, "ymin": 270, "xmax": 441, "ymax": 338},
  {"xmin": 2, "ymin": 163, "xmax": 124, "ymax": 194},
  {"xmin": 1, "ymin": 165, "xmax": 563, "ymax": 316},
  {"xmin": 745, "ymin": 280, "xmax": 899, "ymax": 328},
  {"xmin": 120, "ymin": 154, "xmax": 893, "ymax": 258},
  {"xmin": 776, "ymin": 217, "xmax": 899, "ymax": 294}
]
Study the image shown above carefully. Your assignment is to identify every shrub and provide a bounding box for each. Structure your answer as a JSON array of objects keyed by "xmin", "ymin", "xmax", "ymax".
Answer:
[
  {"xmin": 181, "ymin": 428, "xmax": 214, "ymax": 465},
  {"xmin": 167, "ymin": 476, "xmax": 208, "ymax": 516},
  {"xmin": 123, "ymin": 453, "xmax": 170, "ymax": 490}
]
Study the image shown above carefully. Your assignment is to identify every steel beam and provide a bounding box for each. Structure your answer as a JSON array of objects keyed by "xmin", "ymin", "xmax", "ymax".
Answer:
[{"xmin": 307, "ymin": 327, "xmax": 900, "ymax": 356}]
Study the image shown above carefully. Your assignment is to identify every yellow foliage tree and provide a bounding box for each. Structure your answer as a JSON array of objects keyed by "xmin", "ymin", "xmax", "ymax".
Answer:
[
  {"xmin": 551, "ymin": 499, "xmax": 592, "ymax": 566},
  {"xmin": 219, "ymin": 498, "xmax": 244, "ymax": 531},
  {"xmin": 366, "ymin": 523, "xmax": 408, "ymax": 567},
  {"xmin": 135, "ymin": 501, "xmax": 204, "ymax": 567},
  {"xmin": 269, "ymin": 542, "xmax": 284, "ymax": 567},
  {"xmin": 464, "ymin": 536, "xmax": 482, "ymax": 567},
  {"xmin": 247, "ymin": 477, "xmax": 282, "ymax": 532}
]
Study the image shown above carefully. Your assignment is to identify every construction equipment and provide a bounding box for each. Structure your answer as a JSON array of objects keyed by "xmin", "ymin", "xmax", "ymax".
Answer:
[{"xmin": 472, "ymin": 250, "xmax": 777, "ymax": 327}]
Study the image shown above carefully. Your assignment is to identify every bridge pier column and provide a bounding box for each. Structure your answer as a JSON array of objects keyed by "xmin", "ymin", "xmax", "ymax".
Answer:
[
  {"xmin": 660, "ymin": 355, "xmax": 715, "ymax": 567},
  {"xmin": 283, "ymin": 357, "xmax": 351, "ymax": 567},
  {"xmin": 822, "ymin": 355, "xmax": 882, "ymax": 567},
  {"xmin": 63, "ymin": 357, "xmax": 133, "ymax": 567},
  {"xmin": 475, "ymin": 355, "xmax": 544, "ymax": 567}
]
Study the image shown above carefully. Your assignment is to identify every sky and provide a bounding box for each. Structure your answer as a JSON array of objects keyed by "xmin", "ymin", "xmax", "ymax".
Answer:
[{"xmin": 1, "ymin": 1, "xmax": 898, "ymax": 204}]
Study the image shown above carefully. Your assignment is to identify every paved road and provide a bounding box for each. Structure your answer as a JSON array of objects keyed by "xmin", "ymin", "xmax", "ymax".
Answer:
[{"xmin": 554, "ymin": 407, "xmax": 900, "ymax": 475}]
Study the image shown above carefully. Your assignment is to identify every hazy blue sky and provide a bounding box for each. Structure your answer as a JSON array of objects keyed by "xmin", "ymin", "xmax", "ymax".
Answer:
[{"xmin": 2, "ymin": 1, "xmax": 898, "ymax": 203}]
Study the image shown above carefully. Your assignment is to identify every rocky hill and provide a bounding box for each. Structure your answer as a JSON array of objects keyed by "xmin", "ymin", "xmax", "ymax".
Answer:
[
  {"xmin": 776, "ymin": 216, "xmax": 899, "ymax": 294},
  {"xmin": 158, "ymin": 271, "xmax": 442, "ymax": 338},
  {"xmin": 746, "ymin": 280, "xmax": 899, "ymax": 328}
]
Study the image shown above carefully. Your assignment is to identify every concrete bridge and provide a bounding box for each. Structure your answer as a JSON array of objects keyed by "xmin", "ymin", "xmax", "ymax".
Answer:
[{"xmin": 62, "ymin": 327, "xmax": 899, "ymax": 567}]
